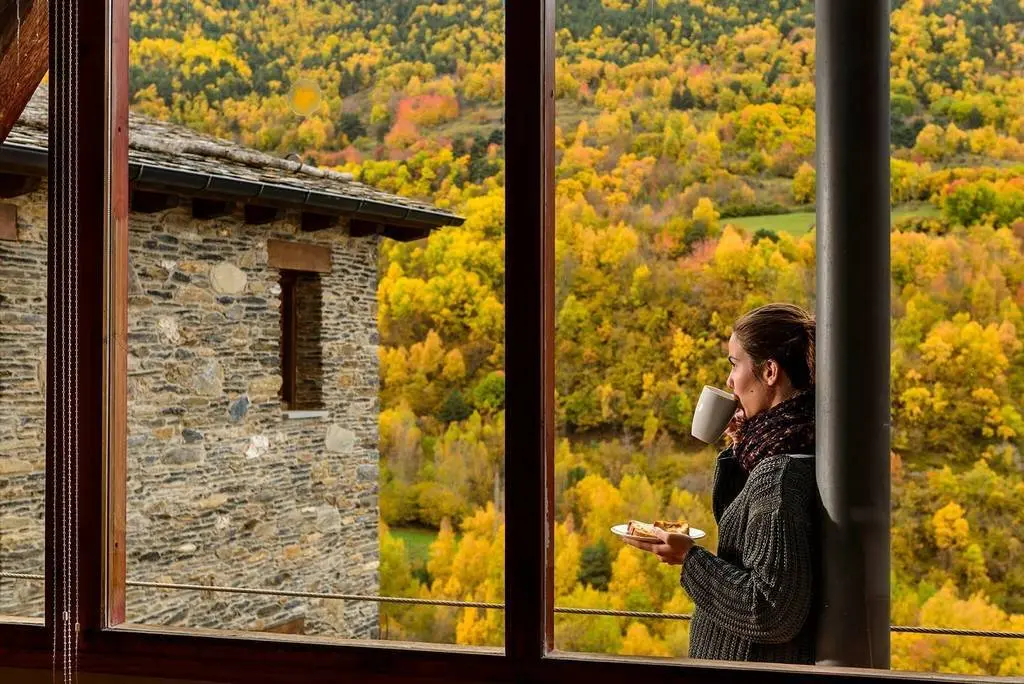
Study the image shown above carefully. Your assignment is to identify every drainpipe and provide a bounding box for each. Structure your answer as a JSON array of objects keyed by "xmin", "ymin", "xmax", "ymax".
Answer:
[{"xmin": 815, "ymin": 0, "xmax": 891, "ymax": 669}]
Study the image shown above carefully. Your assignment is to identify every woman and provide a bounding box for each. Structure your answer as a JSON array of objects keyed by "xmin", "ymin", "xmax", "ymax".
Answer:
[{"xmin": 623, "ymin": 303, "xmax": 818, "ymax": 664}]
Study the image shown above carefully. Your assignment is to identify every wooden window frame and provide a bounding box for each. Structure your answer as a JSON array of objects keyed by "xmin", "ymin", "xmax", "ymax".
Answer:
[
  {"xmin": 279, "ymin": 270, "xmax": 299, "ymax": 408},
  {"xmin": 0, "ymin": 0, "xmax": 1004, "ymax": 683},
  {"xmin": 272, "ymin": 239, "xmax": 331, "ymax": 410}
]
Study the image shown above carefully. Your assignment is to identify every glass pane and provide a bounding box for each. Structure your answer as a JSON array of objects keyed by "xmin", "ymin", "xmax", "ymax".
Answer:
[
  {"xmin": 0, "ymin": 58, "xmax": 48, "ymax": 618},
  {"xmin": 125, "ymin": 0, "xmax": 504, "ymax": 646},
  {"xmin": 888, "ymin": 0, "xmax": 1024, "ymax": 675},
  {"xmin": 551, "ymin": 0, "xmax": 1023, "ymax": 678},
  {"xmin": 552, "ymin": 0, "xmax": 817, "ymax": 661}
]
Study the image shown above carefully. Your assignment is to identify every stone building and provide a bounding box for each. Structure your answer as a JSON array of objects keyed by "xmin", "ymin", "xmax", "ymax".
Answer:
[{"xmin": 0, "ymin": 88, "xmax": 461, "ymax": 637}]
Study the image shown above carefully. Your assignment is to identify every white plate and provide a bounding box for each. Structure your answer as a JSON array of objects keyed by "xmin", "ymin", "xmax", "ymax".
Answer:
[{"xmin": 611, "ymin": 523, "xmax": 706, "ymax": 541}]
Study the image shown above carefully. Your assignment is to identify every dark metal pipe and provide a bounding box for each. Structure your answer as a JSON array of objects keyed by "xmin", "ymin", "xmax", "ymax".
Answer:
[{"xmin": 815, "ymin": 0, "xmax": 891, "ymax": 669}]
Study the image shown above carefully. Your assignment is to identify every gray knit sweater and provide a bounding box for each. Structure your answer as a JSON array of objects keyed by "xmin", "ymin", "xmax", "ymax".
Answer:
[{"xmin": 681, "ymin": 448, "xmax": 819, "ymax": 664}]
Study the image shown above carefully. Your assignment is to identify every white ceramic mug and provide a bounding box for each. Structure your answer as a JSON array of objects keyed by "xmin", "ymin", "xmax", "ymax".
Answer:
[{"xmin": 691, "ymin": 385, "xmax": 739, "ymax": 443}]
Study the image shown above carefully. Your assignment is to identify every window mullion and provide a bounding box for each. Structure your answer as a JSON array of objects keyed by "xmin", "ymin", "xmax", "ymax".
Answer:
[
  {"xmin": 504, "ymin": 0, "xmax": 557, "ymax": 668},
  {"xmin": 39, "ymin": 0, "xmax": 118, "ymax": 670},
  {"xmin": 105, "ymin": 0, "xmax": 132, "ymax": 628}
]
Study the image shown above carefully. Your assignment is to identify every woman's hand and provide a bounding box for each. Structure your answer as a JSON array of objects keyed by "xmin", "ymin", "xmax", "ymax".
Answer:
[
  {"xmin": 620, "ymin": 526, "xmax": 695, "ymax": 565},
  {"xmin": 724, "ymin": 406, "xmax": 746, "ymax": 443}
]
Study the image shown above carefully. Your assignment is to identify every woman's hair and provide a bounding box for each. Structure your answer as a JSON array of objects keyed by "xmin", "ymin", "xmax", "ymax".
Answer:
[{"xmin": 733, "ymin": 303, "xmax": 815, "ymax": 390}]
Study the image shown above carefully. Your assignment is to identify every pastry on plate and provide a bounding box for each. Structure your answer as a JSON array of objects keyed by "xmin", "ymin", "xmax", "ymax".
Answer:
[{"xmin": 626, "ymin": 519, "xmax": 689, "ymax": 539}]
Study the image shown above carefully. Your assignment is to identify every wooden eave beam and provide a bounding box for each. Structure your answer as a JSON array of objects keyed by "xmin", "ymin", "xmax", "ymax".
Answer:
[
  {"xmin": 349, "ymin": 218, "xmax": 433, "ymax": 242},
  {"xmin": 300, "ymin": 211, "xmax": 337, "ymax": 232},
  {"xmin": 0, "ymin": 171, "xmax": 41, "ymax": 198},
  {"xmin": 347, "ymin": 219, "xmax": 382, "ymax": 238},
  {"xmin": 244, "ymin": 203, "xmax": 280, "ymax": 225},
  {"xmin": 192, "ymin": 197, "xmax": 234, "ymax": 220},
  {"xmin": 382, "ymin": 224, "xmax": 432, "ymax": 242},
  {"xmin": 130, "ymin": 189, "xmax": 179, "ymax": 214},
  {"xmin": 0, "ymin": 0, "xmax": 47, "ymax": 144}
]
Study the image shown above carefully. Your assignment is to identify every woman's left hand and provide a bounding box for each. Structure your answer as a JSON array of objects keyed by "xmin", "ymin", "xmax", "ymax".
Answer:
[{"xmin": 621, "ymin": 526, "xmax": 695, "ymax": 565}]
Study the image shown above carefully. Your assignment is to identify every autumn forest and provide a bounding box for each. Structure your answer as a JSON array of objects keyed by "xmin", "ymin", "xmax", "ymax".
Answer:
[{"xmin": 129, "ymin": 0, "xmax": 1024, "ymax": 675}]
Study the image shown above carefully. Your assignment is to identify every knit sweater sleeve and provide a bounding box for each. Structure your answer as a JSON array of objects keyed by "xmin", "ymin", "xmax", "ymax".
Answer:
[{"xmin": 681, "ymin": 460, "xmax": 814, "ymax": 644}]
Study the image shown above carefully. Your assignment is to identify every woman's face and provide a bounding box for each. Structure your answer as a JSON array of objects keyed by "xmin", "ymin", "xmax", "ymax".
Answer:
[{"xmin": 726, "ymin": 333, "xmax": 777, "ymax": 419}]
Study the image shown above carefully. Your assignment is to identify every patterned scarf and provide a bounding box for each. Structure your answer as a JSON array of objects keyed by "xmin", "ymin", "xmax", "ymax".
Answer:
[{"xmin": 732, "ymin": 389, "xmax": 815, "ymax": 471}]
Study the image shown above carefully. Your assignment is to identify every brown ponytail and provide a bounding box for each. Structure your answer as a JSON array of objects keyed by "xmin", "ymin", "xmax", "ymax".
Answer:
[{"xmin": 733, "ymin": 303, "xmax": 816, "ymax": 390}]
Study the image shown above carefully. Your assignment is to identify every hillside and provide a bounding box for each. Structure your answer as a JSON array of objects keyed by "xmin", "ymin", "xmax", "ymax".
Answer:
[{"xmin": 128, "ymin": 0, "xmax": 1024, "ymax": 673}]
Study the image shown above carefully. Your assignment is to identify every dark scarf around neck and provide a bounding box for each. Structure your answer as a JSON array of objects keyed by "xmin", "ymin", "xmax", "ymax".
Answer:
[{"xmin": 732, "ymin": 390, "xmax": 815, "ymax": 471}]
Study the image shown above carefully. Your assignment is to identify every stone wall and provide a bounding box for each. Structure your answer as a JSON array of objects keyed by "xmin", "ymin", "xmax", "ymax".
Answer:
[
  {"xmin": 0, "ymin": 185, "xmax": 47, "ymax": 617},
  {"xmin": 0, "ymin": 180, "xmax": 381, "ymax": 638}
]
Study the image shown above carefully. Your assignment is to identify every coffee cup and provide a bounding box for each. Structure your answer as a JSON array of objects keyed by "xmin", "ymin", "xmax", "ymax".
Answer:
[{"xmin": 691, "ymin": 385, "xmax": 739, "ymax": 443}]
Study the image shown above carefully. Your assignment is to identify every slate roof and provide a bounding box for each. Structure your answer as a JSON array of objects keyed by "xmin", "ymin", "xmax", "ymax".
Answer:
[{"xmin": 1, "ymin": 86, "xmax": 462, "ymax": 228}]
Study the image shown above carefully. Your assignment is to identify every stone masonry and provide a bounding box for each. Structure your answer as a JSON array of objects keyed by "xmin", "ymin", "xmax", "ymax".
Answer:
[
  {"xmin": 0, "ymin": 185, "xmax": 47, "ymax": 617},
  {"xmin": 0, "ymin": 180, "xmax": 381, "ymax": 638}
]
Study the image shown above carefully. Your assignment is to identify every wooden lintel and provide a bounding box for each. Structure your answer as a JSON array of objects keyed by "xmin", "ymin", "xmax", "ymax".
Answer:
[
  {"xmin": 192, "ymin": 198, "xmax": 233, "ymax": 220},
  {"xmin": 267, "ymin": 239, "xmax": 332, "ymax": 274},
  {"xmin": 300, "ymin": 212, "xmax": 337, "ymax": 232},
  {"xmin": 0, "ymin": 202, "xmax": 16, "ymax": 240},
  {"xmin": 0, "ymin": 172, "xmax": 41, "ymax": 198},
  {"xmin": 0, "ymin": 0, "xmax": 48, "ymax": 145},
  {"xmin": 244, "ymin": 204, "xmax": 280, "ymax": 225},
  {"xmin": 130, "ymin": 189, "xmax": 179, "ymax": 214}
]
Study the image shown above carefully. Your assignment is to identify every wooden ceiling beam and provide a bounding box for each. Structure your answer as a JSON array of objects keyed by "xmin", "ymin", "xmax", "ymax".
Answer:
[
  {"xmin": 382, "ymin": 224, "xmax": 432, "ymax": 242},
  {"xmin": 0, "ymin": 172, "xmax": 41, "ymax": 198},
  {"xmin": 348, "ymin": 219, "xmax": 382, "ymax": 238},
  {"xmin": 0, "ymin": 0, "xmax": 47, "ymax": 144},
  {"xmin": 300, "ymin": 211, "xmax": 337, "ymax": 232},
  {"xmin": 350, "ymin": 218, "xmax": 433, "ymax": 242},
  {"xmin": 243, "ymin": 204, "xmax": 280, "ymax": 225},
  {"xmin": 192, "ymin": 197, "xmax": 233, "ymax": 220},
  {"xmin": 130, "ymin": 189, "xmax": 179, "ymax": 214}
]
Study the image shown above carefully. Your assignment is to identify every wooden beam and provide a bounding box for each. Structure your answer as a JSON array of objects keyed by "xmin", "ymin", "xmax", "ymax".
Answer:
[
  {"xmin": 300, "ymin": 211, "xmax": 337, "ymax": 232},
  {"xmin": 130, "ymin": 189, "xmax": 178, "ymax": 214},
  {"xmin": 350, "ymin": 218, "xmax": 433, "ymax": 242},
  {"xmin": 505, "ymin": 0, "xmax": 557, "ymax": 665},
  {"xmin": 192, "ymin": 197, "xmax": 233, "ymax": 220},
  {"xmin": 382, "ymin": 224, "xmax": 431, "ymax": 242},
  {"xmin": 107, "ymin": 0, "xmax": 131, "ymax": 628},
  {"xmin": 0, "ymin": 0, "xmax": 47, "ymax": 144},
  {"xmin": 348, "ymin": 219, "xmax": 382, "ymax": 238},
  {"xmin": 262, "ymin": 617, "xmax": 306, "ymax": 635},
  {"xmin": 0, "ymin": 172, "xmax": 40, "ymax": 198},
  {"xmin": 0, "ymin": 0, "xmax": 22, "ymax": 54},
  {"xmin": 279, "ymin": 271, "xmax": 297, "ymax": 408},
  {"xmin": 0, "ymin": 202, "xmax": 16, "ymax": 240},
  {"xmin": 44, "ymin": 0, "xmax": 116, "ymax": 658},
  {"xmin": 244, "ymin": 204, "xmax": 280, "ymax": 225},
  {"xmin": 267, "ymin": 239, "xmax": 332, "ymax": 274}
]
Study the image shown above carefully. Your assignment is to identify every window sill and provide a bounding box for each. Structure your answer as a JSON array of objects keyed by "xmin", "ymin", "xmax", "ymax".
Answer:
[
  {"xmin": 544, "ymin": 650, "xmax": 991, "ymax": 683},
  {"xmin": 283, "ymin": 410, "xmax": 330, "ymax": 420}
]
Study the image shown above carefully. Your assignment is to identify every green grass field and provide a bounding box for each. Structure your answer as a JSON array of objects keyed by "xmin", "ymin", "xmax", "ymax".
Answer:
[
  {"xmin": 391, "ymin": 526, "xmax": 440, "ymax": 567},
  {"xmin": 726, "ymin": 203, "xmax": 941, "ymax": 236}
]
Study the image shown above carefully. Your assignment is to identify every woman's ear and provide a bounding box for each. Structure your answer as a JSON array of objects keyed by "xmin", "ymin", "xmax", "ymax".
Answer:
[{"xmin": 763, "ymin": 359, "xmax": 780, "ymax": 387}]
